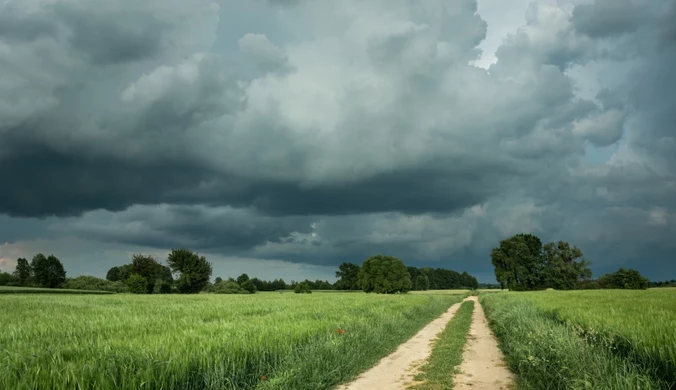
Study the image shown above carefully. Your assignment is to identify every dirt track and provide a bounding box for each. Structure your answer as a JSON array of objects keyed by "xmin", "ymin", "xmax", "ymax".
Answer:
[
  {"xmin": 454, "ymin": 296, "xmax": 514, "ymax": 390},
  {"xmin": 337, "ymin": 299, "xmax": 467, "ymax": 390},
  {"xmin": 337, "ymin": 295, "xmax": 514, "ymax": 390}
]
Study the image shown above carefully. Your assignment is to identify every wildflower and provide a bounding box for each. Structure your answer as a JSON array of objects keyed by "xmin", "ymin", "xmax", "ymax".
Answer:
[
  {"xmin": 336, "ymin": 329, "xmax": 346, "ymax": 335},
  {"xmin": 262, "ymin": 376, "xmax": 267, "ymax": 381}
]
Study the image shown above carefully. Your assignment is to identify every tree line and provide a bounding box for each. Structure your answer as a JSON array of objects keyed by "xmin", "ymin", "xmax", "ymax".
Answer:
[
  {"xmin": 490, "ymin": 233, "xmax": 652, "ymax": 291},
  {"xmin": 1, "ymin": 250, "xmax": 479, "ymax": 295}
]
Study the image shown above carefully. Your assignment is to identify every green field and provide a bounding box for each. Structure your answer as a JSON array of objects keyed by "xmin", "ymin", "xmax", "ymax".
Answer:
[
  {"xmin": 481, "ymin": 289, "xmax": 676, "ymax": 389},
  {"xmin": 0, "ymin": 292, "xmax": 464, "ymax": 390}
]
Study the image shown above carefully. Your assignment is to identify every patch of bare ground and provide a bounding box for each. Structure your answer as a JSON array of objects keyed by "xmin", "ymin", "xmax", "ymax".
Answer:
[
  {"xmin": 337, "ymin": 298, "xmax": 469, "ymax": 390},
  {"xmin": 454, "ymin": 296, "xmax": 514, "ymax": 390}
]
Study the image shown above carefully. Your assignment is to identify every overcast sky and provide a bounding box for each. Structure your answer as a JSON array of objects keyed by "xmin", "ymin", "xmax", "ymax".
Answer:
[{"xmin": 1, "ymin": 0, "xmax": 674, "ymax": 283}]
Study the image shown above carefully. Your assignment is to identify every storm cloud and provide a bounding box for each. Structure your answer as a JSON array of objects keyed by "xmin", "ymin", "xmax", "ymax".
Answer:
[{"xmin": 0, "ymin": 0, "xmax": 674, "ymax": 282}]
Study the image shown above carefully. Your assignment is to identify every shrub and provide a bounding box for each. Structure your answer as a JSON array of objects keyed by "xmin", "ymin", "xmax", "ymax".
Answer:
[
  {"xmin": 240, "ymin": 279, "xmax": 257, "ymax": 294},
  {"xmin": 62, "ymin": 276, "xmax": 128, "ymax": 293},
  {"xmin": 153, "ymin": 279, "xmax": 172, "ymax": 294},
  {"xmin": 294, "ymin": 281, "xmax": 312, "ymax": 294},
  {"xmin": 213, "ymin": 281, "xmax": 244, "ymax": 294},
  {"xmin": 127, "ymin": 274, "xmax": 148, "ymax": 294}
]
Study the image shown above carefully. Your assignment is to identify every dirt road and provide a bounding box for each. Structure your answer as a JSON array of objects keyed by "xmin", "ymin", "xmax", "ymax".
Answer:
[
  {"xmin": 337, "ymin": 298, "xmax": 468, "ymax": 390},
  {"xmin": 454, "ymin": 296, "xmax": 514, "ymax": 390}
]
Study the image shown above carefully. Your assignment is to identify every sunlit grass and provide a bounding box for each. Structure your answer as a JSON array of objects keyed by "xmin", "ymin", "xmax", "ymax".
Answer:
[
  {"xmin": 481, "ymin": 290, "xmax": 676, "ymax": 389},
  {"xmin": 0, "ymin": 292, "xmax": 463, "ymax": 390}
]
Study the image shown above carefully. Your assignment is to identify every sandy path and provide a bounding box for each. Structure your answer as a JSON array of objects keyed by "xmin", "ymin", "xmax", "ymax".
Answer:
[
  {"xmin": 337, "ymin": 298, "xmax": 470, "ymax": 390},
  {"xmin": 454, "ymin": 296, "xmax": 514, "ymax": 390}
]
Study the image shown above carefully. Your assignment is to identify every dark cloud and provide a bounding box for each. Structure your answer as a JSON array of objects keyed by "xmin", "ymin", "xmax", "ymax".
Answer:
[{"xmin": 0, "ymin": 0, "xmax": 674, "ymax": 281}]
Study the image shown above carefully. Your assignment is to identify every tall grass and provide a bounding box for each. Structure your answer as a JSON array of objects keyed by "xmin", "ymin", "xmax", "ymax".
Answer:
[
  {"xmin": 481, "ymin": 293, "xmax": 666, "ymax": 390},
  {"xmin": 0, "ymin": 293, "xmax": 462, "ymax": 390},
  {"xmin": 516, "ymin": 289, "xmax": 676, "ymax": 387},
  {"xmin": 0, "ymin": 286, "xmax": 114, "ymax": 294}
]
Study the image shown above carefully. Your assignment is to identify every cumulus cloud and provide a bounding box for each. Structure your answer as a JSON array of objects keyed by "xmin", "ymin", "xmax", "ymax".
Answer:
[{"xmin": 0, "ymin": 0, "xmax": 674, "ymax": 281}]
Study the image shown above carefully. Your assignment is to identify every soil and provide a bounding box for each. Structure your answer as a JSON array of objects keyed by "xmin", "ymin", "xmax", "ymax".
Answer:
[
  {"xmin": 336, "ymin": 299, "xmax": 467, "ymax": 390},
  {"xmin": 454, "ymin": 296, "xmax": 514, "ymax": 390}
]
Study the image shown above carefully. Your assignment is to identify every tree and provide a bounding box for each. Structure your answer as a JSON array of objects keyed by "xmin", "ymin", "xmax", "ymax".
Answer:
[
  {"xmin": 294, "ymin": 281, "xmax": 312, "ymax": 294},
  {"xmin": 598, "ymin": 268, "xmax": 650, "ymax": 290},
  {"xmin": 236, "ymin": 273, "xmax": 250, "ymax": 286},
  {"xmin": 240, "ymin": 279, "xmax": 257, "ymax": 294},
  {"xmin": 213, "ymin": 280, "xmax": 244, "ymax": 294},
  {"xmin": 63, "ymin": 276, "xmax": 128, "ymax": 293},
  {"xmin": 491, "ymin": 233, "xmax": 545, "ymax": 291},
  {"xmin": 13, "ymin": 258, "xmax": 32, "ymax": 286},
  {"xmin": 214, "ymin": 277, "xmax": 223, "ymax": 284},
  {"xmin": 335, "ymin": 262, "xmax": 361, "ymax": 290},
  {"xmin": 358, "ymin": 254, "xmax": 413, "ymax": 294},
  {"xmin": 0, "ymin": 272, "xmax": 16, "ymax": 286},
  {"xmin": 166, "ymin": 249, "xmax": 212, "ymax": 294},
  {"xmin": 130, "ymin": 254, "xmax": 163, "ymax": 293},
  {"xmin": 542, "ymin": 241, "xmax": 592, "ymax": 290},
  {"xmin": 31, "ymin": 254, "xmax": 66, "ymax": 288},
  {"xmin": 415, "ymin": 274, "xmax": 430, "ymax": 291},
  {"xmin": 118, "ymin": 264, "xmax": 132, "ymax": 281},
  {"xmin": 127, "ymin": 274, "xmax": 148, "ymax": 294},
  {"xmin": 106, "ymin": 266, "xmax": 121, "ymax": 282}
]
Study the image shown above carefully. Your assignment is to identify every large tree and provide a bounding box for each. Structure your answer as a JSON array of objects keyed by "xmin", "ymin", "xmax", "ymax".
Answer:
[
  {"xmin": 335, "ymin": 262, "xmax": 361, "ymax": 290},
  {"xmin": 415, "ymin": 274, "xmax": 430, "ymax": 291},
  {"xmin": 598, "ymin": 268, "xmax": 650, "ymax": 290},
  {"xmin": 358, "ymin": 254, "xmax": 412, "ymax": 294},
  {"xmin": 13, "ymin": 258, "xmax": 32, "ymax": 286},
  {"xmin": 491, "ymin": 233, "xmax": 545, "ymax": 291},
  {"xmin": 31, "ymin": 254, "xmax": 66, "ymax": 288},
  {"xmin": 166, "ymin": 249, "xmax": 212, "ymax": 294},
  {"xmin": 106, "ymin": 266, "xmax": 121, "ymax": 282},
  {"xmin": 542, "ymin": 241, "xmax": 592, "ymax": 290},
  {"xmin": 130, "ymin": 254, "xmax": 164, "ymax": 293}
]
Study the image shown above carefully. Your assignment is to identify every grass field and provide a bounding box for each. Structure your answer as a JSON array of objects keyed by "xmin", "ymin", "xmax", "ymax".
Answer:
[
  {"xmin": 0, "ymin": 286, "xmax": 115, "ymax": 294},
  {"xmin": 481, "ymin": 289, "xmax": 676, "ymax": 389},
  {"xmin": 0, "ymin": 292, "xmax": 464, "ymax": 390}
]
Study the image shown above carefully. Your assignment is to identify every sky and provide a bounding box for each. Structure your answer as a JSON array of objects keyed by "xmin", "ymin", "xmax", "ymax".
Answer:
[{"xmin": 0, "ymin": 0, "xmax": 675, "ymax": 283}]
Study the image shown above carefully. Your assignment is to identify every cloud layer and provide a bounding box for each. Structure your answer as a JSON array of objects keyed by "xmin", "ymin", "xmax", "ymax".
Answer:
[{"xmin": 0, "ymin": 0, "xmax": 674, "ymax": 281}]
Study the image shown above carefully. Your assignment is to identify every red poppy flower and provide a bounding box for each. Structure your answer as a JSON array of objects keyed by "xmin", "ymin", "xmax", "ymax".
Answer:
[{"xmin": 262, "ymin": 376, "xmax": 267, "ymax": 381}]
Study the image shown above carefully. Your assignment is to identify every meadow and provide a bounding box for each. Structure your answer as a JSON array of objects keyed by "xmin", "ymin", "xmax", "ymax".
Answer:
[
  {"xmin": 0, "ymin": 286, "xmax": 114, "ymax": 294},
  {"xmin": 0, "ymin": 291, "xmax": 465, "ymax": 390},
  {"xmin": 481, "ymin": 289, "xmax": 676, "ymax": 390}
]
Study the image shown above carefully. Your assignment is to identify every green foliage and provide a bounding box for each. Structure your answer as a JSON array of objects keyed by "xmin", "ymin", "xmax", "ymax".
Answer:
[
  {"xmin": 117, "ymin": 264, "xmax": 132, "ymax": 281},
  {"xmin": 597, "ymin": 268, "xmax": 650, "ymax": 290},
  {"xmin": 358, "ymin": 254, "xmax": 412, "ymax": 294},
  {"xmin": 236, "ymin": 273, "xmax": 250, "ymax": 285},
  {"xmin": 240, "ymin": 279, "xmax": 257, "ymax": 294},
  {"xmin": 491, "ymin": 233, "xmax": 592, "ymax": 291},
  {"xmin": 543, "ymin": 241, "xmax": 592, "ymax": 290},
  {"xmin": 481, "ymin": 292, "xmax": 672, "ymax": 389},
  {"xmin": 13, "ymin": 258, "xmax": 32, "ymax": 286},
  {"xmin": 0, "ymin": 272, "xmax": 16, "ymax": 286},
  {"xmin": 130, "ymin": 254, "xmax": 163, "ymax": 293},
  {"xmin": 335, "ymin": 262, "xmax": 361, "ymax": 290},
  {"xmin": 126, "ymin": 274, "xmax": 148, "ymax": 294},
  {"xmin": 411, "ymin": 300, "xmax": 474, "ymax": 389},
  {"xmin": 167, "ymin": 249, "xmax": 212, "ymax": 294},
  {"xmin": 0, "ymin": 286, "xmax": 114, "ymax": 294},
  {"xmin": 408, "ymin": 266, "xmax": 478, "ymax": 290},
  {"xmin": 214, "ymin": 277, "xmax": 223, "ymax": 284},
  {"xmin": 213, "ymin": 280, "xmax": 244, "ymax": 294},
  {"xmin": 62, "ymin": 276, "xmax": 128, "ymax": 293},
  {"xmin": 153, "ymin": 279, "xmax": 173, "ymax": 294},
  {"xmin": 31, "ymin": 254, "xmax": 66, "ymax": 288},
  {"xmin": 106, "ymin": 266, "xmax": 121, "ymax": 282},
  {"xmin": 294, "ymin": 281, "xmax": 312, "ymax": 294},
  {"xmin": 415, "ymin": 274, "xmax": 430, "ymax": 291},
  {"xmin": 0, "ymin": 293, "xmax": 462, "ymax": 389}
]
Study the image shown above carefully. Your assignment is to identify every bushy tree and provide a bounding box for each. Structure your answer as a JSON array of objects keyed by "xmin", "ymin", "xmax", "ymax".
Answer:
[
  {"xmin": 62, "ymin": 276, "xmax": 128, "ymax": 293},
  {"xmin": 31, "ymin": 254, "xmax": 66, "ymax": 288},
  {"xmin": 0, "ymin": 272, "xmax": 16, "ymax": 286},
  {"xmin": 13, "ymin": 258, "xmax": 32, "ymax": 286},
  {"xmin": 598, "ymin": 268, "xmax": 650, "ymax": 290},
  {"xmin": 358, "ymin": 254, "xmax": 412, "ymax": 294},
  {"xmin": 130, "ymin": 254, "xmax": 163, "ymax": 293},
  {"xmin": 236, "ymin": 273, "xmax": 250, "ymax": 285},
  {"xmin": 106, "ymin": 266, "xmax": 121, "ymax": 282},
  {"xmin": 460, "ymin": 271, "xmax": 479, "ymax": 289},
  {"xmin": 213, "ymin": 280, "xmax": 243, "ymax": 294},
  {"xmin": 214, "ymin": 277, "xmax": 223, "ymax": 284},
  {"xmin": 118, "ymin": 264, "xmax": 132, "ymax": 281},
  {"xmin": 415, "ymin": 274, "xmax": 430, "ymax": 291},
  {"xmin": 167, "ymin": 249, "xmax": 212, "ymax": 294},
  {"xmin": 294, "ymin": 281, "xmax": 312, "ymax": 294},
  {"xmin": 491, "ymin": 234, "xmax": 545, "ymax": 291},
  {"xmin": 335, "ymin": 262, "xmax": 361, "ymax": 290},
  {"xmin": 542, "ymin": 241, "xmax": 592, "ymax": 290},
  {"xmin": 153, "ymin": 279, "xmax": 173, "ymax": 294},
  {"xmin": 126, "ymin": 274, "xmax": 148, "ymax": 294},
  {"xmin": 240, "ymin": 279, "xmax": 257, "ymax": 294}
]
